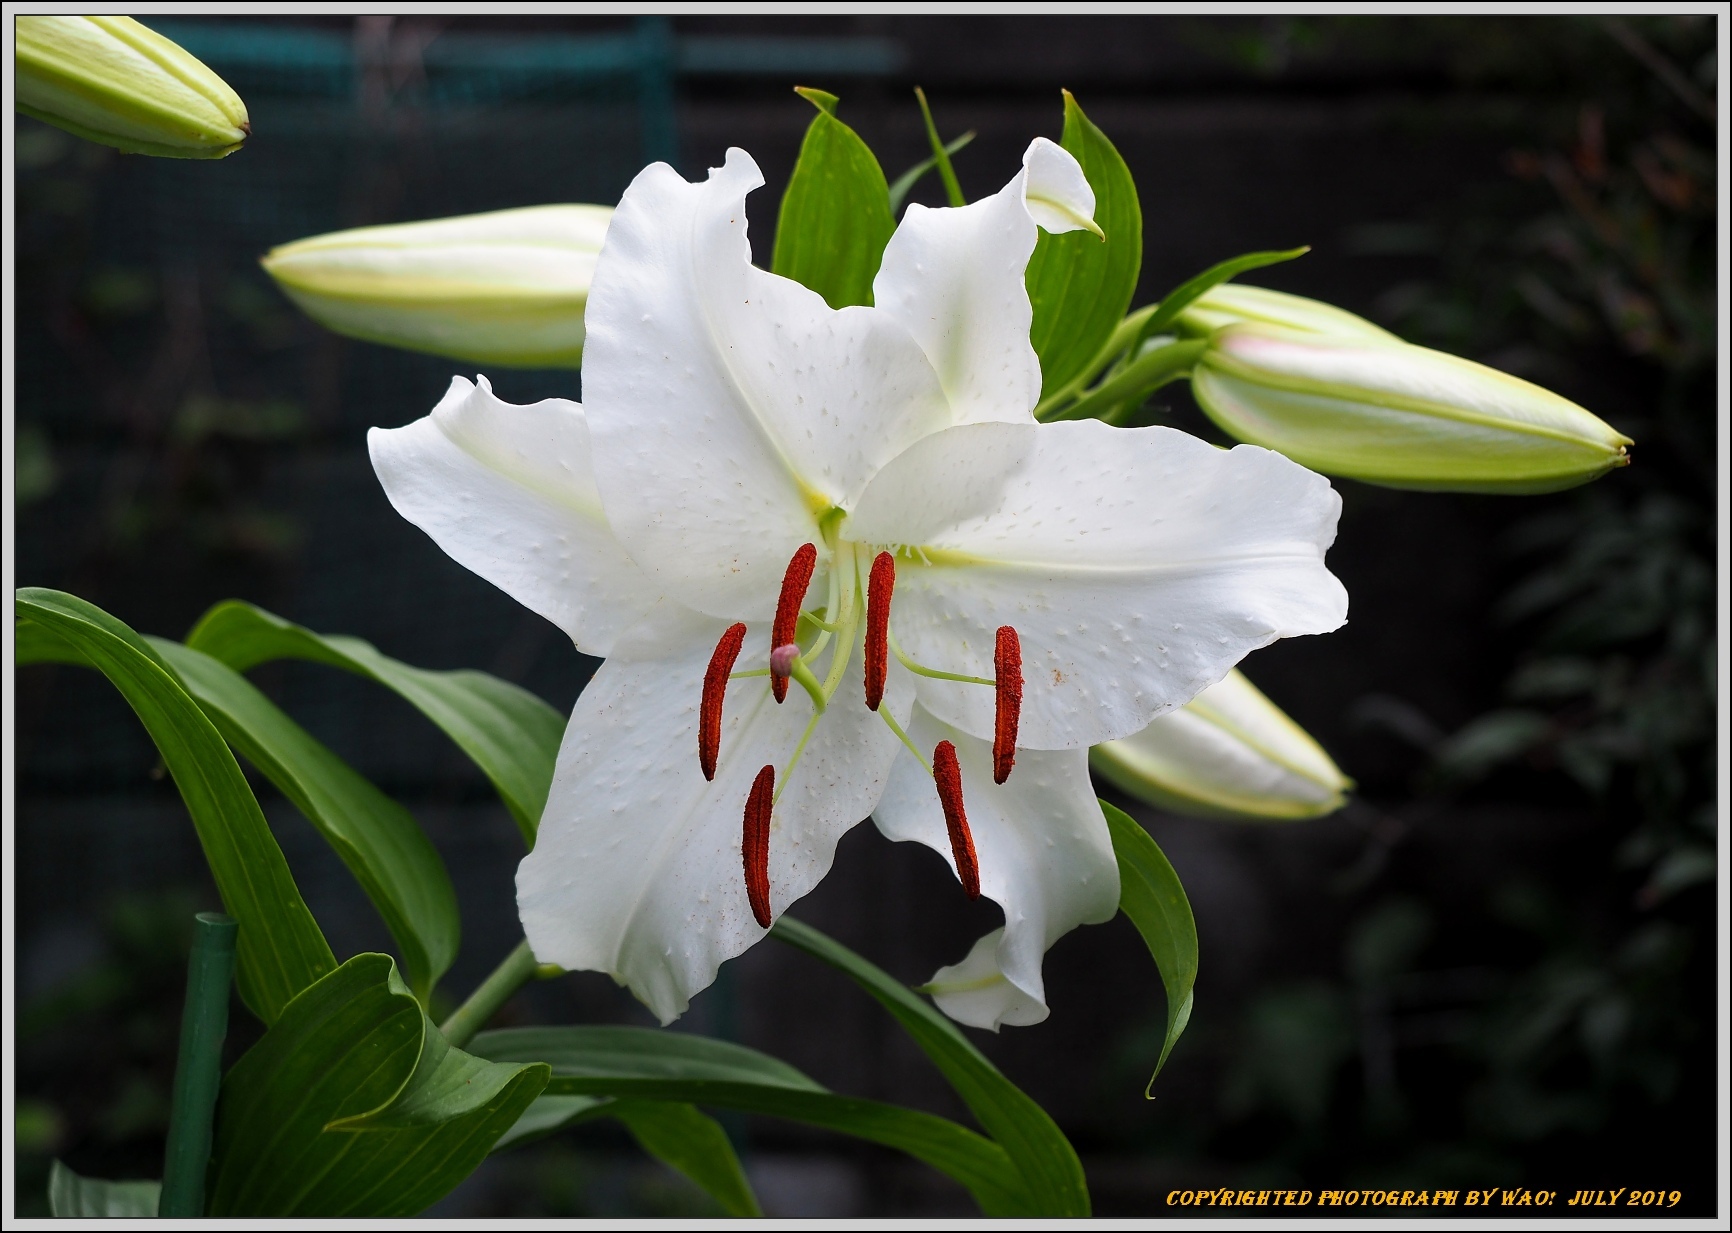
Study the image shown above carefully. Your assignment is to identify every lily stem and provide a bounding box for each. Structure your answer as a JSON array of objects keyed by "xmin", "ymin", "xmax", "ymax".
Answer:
[{"xmin": 441, "ymin": 939, "xmax": 538, "ymax": 1048}]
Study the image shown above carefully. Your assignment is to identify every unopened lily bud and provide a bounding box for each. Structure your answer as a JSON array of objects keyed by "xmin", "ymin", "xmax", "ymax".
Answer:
[
  {"xmin": 1091, "ymin": 669, "xmax": 1350, "ymax": 821},
  {"xmin": 1191, "ymin": 322, "xmax": 1632, "ymax": 493},
  {"xmin": 261, "ymin": 205, "xmax": 613, "ymax": 368},
  {"xmin": 15, "ymin": 17, "xmax": 249, "ymax": 159},
  {"xmin": 1178, "ymin": 282, "xmax": 1397, "ymax": 341}
]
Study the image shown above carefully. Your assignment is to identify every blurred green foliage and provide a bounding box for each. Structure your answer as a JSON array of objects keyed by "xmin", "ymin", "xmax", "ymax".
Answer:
[{"xmin": 1170, "ymin": 13, "xmax": 1716, "ymax": 1195}]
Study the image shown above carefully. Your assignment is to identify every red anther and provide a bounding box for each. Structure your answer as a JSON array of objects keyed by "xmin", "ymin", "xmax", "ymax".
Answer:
[
  {"xmin": 699, "ymin": 623, "xmax": 747, "ymax": 781},
  {"xmin": 770, "ymin": 543, "xmax": 818, "ymax": 703},
  {"xmin": 742, "ymin": 765, "xmax": 775, "ymax": 927},
  {"xmin": 932, "ymin": 741, "xmax": 980, "ymax": 899},
  {"xmin": 992, "ymin": 626, "xmax": 1023, "ymax": 784},
  {"xmin": 864, "ymin": 551, "xmax": 895, "ymax": 711}
]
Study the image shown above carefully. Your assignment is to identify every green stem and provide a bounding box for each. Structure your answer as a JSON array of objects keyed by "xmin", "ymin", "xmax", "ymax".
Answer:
[
  {"xmin": 1047, "ymin": 339, "xmax": 1208, "ymax": 424},
  {"xmin": 914, "ymin": 87, "xmax": 966, "ymax": 207},
  {"xmin": 887, "ymin": 627, "xmax": 995, "ymax": 686},
  {"xmin": 1033, "ymin": 305, "xmax": 1159, "ymax": 419},
  {"xmin": 441, "ymin": 940, "xmax": 538, "ymax": 1048},
  {"xmin": 159, "ymin": 912, "xmax": 237, "ymax": 1219}
]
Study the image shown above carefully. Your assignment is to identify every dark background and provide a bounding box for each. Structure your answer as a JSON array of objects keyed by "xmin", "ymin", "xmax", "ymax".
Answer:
[{"xmin": 12, "ymin": 14, "xmax": 1720, "ymax": 1218}]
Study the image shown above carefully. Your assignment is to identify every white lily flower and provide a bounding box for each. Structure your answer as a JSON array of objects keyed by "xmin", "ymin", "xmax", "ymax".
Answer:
[{"xmin": 369, "ymin": 141, "xmax": 1349, "ymax": 1028}]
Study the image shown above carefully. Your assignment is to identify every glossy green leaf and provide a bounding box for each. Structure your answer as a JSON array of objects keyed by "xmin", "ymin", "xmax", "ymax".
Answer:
[
  {"xmin": 1026, "ymin": 90, "xmax": 1142, "ymax": 401},
  {"xmin": 887, "ymin": 130, "xmax": 976, "ymax": 213},
  {"xmin": 771, "ymin": 87, "xmax": 896, "ymax": 310},
  {"xmin": 1145, "ymin": 246, "xmax": 1310, "ymax": 338},
  {"xmin": 1101, "ymin": 800, "xmax": 1198, "ymax": 1089},
  {"xmin": 14, "ymin": 613, "xmax": 87, "ymax": 665},
  {"xmin": 150, "ymin": 638, "xmax": 460, "ymax": 1005},
  {"xmin": 472, "ymin": 1025, "xmax": 1024, "ymax": 1215},
  {"xmin": 770, "ymin": 916, "xmax": 1089, "ymax": 1216},
  {"xmin": 208, "ymin": 953, "xmax": 549, "ymax": 1217},
  {"xmin": 184, "ymin": 600, "xmax": 564, "ymax": 845},
  {"xmin": 48, "ymin": 1161, "xmax": 160, "ymax": 1216},
  {"xmin": 15, "ymin": 589, "xmax": 335, "ymax": 1024},
  {"xmin": 609, "ymin": 1100, "xmax": 761, "ymax": 1217}
]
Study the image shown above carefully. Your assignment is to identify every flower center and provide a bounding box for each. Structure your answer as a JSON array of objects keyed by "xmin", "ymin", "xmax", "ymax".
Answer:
[{"xmin": 698, "ymin": 542, "xmax": 1026, "ymax": 924}]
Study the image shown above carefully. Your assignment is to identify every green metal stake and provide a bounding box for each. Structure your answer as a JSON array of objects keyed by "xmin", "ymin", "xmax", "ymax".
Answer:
[{"xmin": 158, "ymin": 912, "xmax": 237, "ymax": 1218}]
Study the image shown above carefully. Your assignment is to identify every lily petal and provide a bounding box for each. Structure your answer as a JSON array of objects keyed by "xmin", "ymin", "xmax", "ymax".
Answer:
[
  {"xmin": 890, "ymin": 420, "xmax": 1348, "ymax": 748},
  {"xmin": 874, "ymin": 138, "xmax": 1095, "ymax": 428},
  {"xmin": 583, "ymin": 149, "xmax": 952, "ymax": 619},
  {"xmin": 841, "ymin": 420, "xmax": 1037, "ymax": 549},
  {"xmin": 368, "ymin": 375, "xmax": 673, "ymax": 657},
  {"xmin": 518, "ymin": 627, "xmax": 914, "ymax": 1023},
  {"xmin": 874, "ymin": 703, "xmax": 1118, "ymax": 1030},
  {"xmin": 920, "ymin": 928, "xmax": 1050, "ymax": 1029}
]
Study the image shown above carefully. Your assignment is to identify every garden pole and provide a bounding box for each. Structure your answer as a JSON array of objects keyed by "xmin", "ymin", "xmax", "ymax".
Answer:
[{"xmin": 158, "ymin": 912, "xmax": 237, "ymax": 1218}]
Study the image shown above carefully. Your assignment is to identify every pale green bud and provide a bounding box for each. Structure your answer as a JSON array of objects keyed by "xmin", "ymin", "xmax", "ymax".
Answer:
[
  {"xmin": 1190, "ymin": 322, "xmax": 1632, "ymax": 493},
  {"xmin": 15, "ymin": 17, "xmax": 249, "ymax": 159},
  {"xmin": 261, "ymin": 206, "xmax": 613, "ymax": 369},
  {"xmin": 1178, "ymin": 282, "xmax": 1399, "ymax": 341},
  {"xmin": 1091, "ymin": 669, "xmax": 1351, "ymax": 821}
]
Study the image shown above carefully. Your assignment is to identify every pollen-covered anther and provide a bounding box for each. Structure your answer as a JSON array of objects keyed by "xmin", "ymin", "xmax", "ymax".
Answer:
[
  {"xmin": 992, "ymin": 626, "xmax": 1023, "ymax": 784},
  {"xmin": 742, "ymin": 764, "xmax": 775, "ymax": 927},
  {"xmin": 699, "ymin": 623, "xmax": 747, "ymax": 781},
  {"xmin": 932, "ymin": 741, "xmax": 980, "ymax": 899},
  {"xmin": 864, "ymin": 551, "xmax": 895, "ymax": 710},
  {"xmin": 770, "ymin": 542, "xmax": 818, "ymax": 703}
]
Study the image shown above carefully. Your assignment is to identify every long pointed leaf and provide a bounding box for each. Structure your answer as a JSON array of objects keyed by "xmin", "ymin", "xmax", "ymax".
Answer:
[
  {"xmin": 1101, "ymin": 800, "xmax": 1198, "ymax": 1089},
  {"xmin": 771, "ymin": 87, "xmax": 896, "ymax": 310},
  {"xmin": 609, "ymin": 1100, "xmax": 762, "ymax": 1217},
  {"xmin": 1143, "ymin": 246, "xmax": 1310, "ymax": 337},
  {"xmin": 184, "ymin": 600, "xmax": 564, "ymax": 845},
  {"xmin": 15, "ymin": 589, "xmax": 335, "ymax": 1023},
  {"xmin": 208, "ymin": 953, "xmax": 549, "ymax": 1217},
  {"xmin": 887, "ymin": 130, "xmax": 976, "ymax": 213},
  {"xmin": 770, "ymin": 916, "xmax": 1089, "ymax": 1216},
  {"xmin": 151, "ymin": 638, "xmax": 460, "ymax": 1005},
  {"xmin": 1026, "ymin": 90, "xmax": 1143, "ymax": 401},
  {"xmin": 471, "ymin": 1025, "xmax": 1024, "ymax": 1215}
]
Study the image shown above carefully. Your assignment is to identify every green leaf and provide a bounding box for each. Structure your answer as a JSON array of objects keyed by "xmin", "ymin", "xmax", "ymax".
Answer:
[
  {"xmin": 472, "ymin": 1025, "xmax": 1024, "ymax": 1215},
  {"xmin": 1143, "ymin": 245, "xmax": 1310, "ymax": 338},
  {"xmin": 208, "ymin": 953, "xmax": 549, "ymax": 1217},
  {"xmin": 490, "ymin": 1094, "xmax": 609, "ymax": 1151},
  {"xmin": 1026, "ymin": 91, "xmax": 1143, "ymax": 401},
  {"xmin": 1044, "ymin": 338, "xmax": 1207, "ymax": 425},
  {"xmin": 184, "ymin": 600, "xmax": 565, "ymax": 845},
  {"xmin": 770, "ymin": 916, "xmax": 1089, "ymax": 1216},
  {"xmin": 913, "ymin": 86, "xmax": 967, "ymax": 207},
  {"xmin": 48, "ymin": 1161, "xmax": 160, "ymax": 1216},
  {"xmin": 1100, "ymin": 800, "xmax": 1198, "ymax": 1090},
  {"xmin": 609, "ymin": 1100, "xmax": 762, "ymax": 1217},
  {"xmin": 14, "ymin": 613, "xmax": 88, "ymax": 665},
  {"xmin": 150, "ymin": 638, "xmax": 460, "ymax": 1005},
  {"xmin": 15, "ymin": 589, "xmax": 335, "ymax": 1024},
  {"xmin": 771, "ymin": 88, "xmax": 896, "ymax": 310},
  {"xmin": 887, "ymin": 130, "xmax": 976, "ymax": 213},
  {"xmin": 489, "ymin": 1091, "xmax": 761, "ymax": 1215}
]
